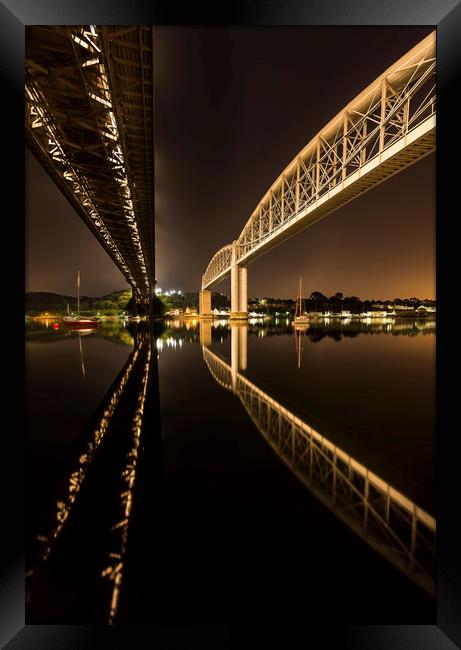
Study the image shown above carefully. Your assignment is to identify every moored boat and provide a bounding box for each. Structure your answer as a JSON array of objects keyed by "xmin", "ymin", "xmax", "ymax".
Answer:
[
  {"xmin": 63, "ymin": 271, "xmax": 99, "ymax": 329},
  {"xmin": 292, "ymin": 277, "xmax": 310, "ymax": 326},
  {"xmin": 63, "ymin": 318, "xmax": 99, "ymax": 329}
]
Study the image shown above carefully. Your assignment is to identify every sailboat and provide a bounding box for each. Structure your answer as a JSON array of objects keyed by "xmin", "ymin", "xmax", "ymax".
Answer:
[
  {"xmin": 292, "ymin": 277, "xmax": 310, "ymax": 327},
  {"xmin": 63, "ymin": 270, "xmax": 99, "ymax": 329}
]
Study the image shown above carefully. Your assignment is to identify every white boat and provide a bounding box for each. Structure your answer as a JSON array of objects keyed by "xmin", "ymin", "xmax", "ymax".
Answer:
[{"xmin": 292, "ymin": 277, "xmax": 309, "ymax": 327}]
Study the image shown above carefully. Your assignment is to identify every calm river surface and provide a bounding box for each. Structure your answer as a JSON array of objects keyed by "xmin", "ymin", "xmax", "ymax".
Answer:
[{"xmin": 26, "ymin": 316, "xmax": 436, "ymax": 622}]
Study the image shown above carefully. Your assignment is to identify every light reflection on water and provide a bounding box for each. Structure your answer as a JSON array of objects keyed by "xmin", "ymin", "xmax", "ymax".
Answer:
[
  {"xmin": 202, "ymin": 343, "xmax": 435, "ymax": 595},
  {"xmin": 162, "ymin": 316, "xmax": 436, "ymax": 595},
  {"xmin": 26, "ymin": 316, "xmax": 435, "ymax": 622}
]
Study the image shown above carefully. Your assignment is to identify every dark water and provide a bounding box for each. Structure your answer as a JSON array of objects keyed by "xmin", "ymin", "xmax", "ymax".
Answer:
[{"xmin": 25, "ymin": 316, "xmax": 436, "ymax": 622}]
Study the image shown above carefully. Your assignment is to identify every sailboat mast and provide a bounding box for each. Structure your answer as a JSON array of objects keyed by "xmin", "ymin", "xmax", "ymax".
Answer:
[{"xmin": 77, "ymin": 270, "xmax": 80, "ymax": 316}]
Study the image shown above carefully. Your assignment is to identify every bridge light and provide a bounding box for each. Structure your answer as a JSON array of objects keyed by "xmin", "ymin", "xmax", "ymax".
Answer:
[
  {"xmin": 72, "ymin": 34, "xmax": 92, "ymax": 50},
  {"xmin": 103, "ymin": 131, "xmax": 117, "ymax": 141},
  {"xmin": 89, "ymin": 92, "xmax": 112, "ymax": 108},
  {"xmin": 82, "ymin": 57, "xmax": 99, "ymax": 68}
]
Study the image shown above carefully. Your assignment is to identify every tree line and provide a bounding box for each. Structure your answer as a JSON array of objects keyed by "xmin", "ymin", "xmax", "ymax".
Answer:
[
  {"xmin": 25, "ymin": 290, "xmax": 132, "ymax": 315},
  {"xmin": 248, "ymin": 292, "xmax": 435, "ymax": 314}
]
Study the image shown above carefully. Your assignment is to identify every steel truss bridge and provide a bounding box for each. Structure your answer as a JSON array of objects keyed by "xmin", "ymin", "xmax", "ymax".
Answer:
[
  {"xmin": 26, "ymin": 26, "xmax": 155, "ymax": 303},
  {"xmin": 202, "ymin": 340, "xmax": 435, "ymax": 595},
  {"xmin": 202, "ymin": 32, "xmax": 435, "ymax": 297}
]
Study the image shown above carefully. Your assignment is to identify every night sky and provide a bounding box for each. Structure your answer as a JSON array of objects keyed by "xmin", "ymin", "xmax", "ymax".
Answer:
[{"xmin": 26, "ymin": 26, "xmax": 435, "ymax": 300}]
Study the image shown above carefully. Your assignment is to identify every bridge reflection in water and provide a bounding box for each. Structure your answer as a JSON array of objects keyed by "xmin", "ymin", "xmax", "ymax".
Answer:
[
  {"xmin": 200, "ymin": 320, "xmax": 435, "ymax": 596},
  {"xmin": 27, "ymin": 318, "xmax": 435, "ymax": 622},
  {"xmin": 27, "ymin": 323, "xmax": 160, "ymax": 624}
]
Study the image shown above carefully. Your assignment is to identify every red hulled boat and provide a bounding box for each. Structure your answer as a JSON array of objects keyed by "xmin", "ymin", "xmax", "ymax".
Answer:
[{"xmin": 63, "ymin": 270, "xmax": 100, "ymax": 330}]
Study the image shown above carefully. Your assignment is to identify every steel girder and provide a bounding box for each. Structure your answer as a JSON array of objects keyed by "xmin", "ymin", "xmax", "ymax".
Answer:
[
  {"xmin": 202, "ymin": 345, "xmax": 436, "ymax": 595},
  {"xmin": 202, "ymin": 31, "xmax": 436, "ymax": 290},
  {"xmin": 26, "ymin": 26, "xmax": 155, "ymax": 299}
]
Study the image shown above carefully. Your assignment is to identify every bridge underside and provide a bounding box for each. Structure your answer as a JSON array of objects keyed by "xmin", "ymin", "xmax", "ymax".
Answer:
[{"xmin": 26, "ymin": 26, "xmax": 155, "ymax": 299}]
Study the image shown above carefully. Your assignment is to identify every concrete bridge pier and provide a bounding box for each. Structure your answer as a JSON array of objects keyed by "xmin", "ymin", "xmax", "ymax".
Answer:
[
  {"xmin": 199, "ymin": 280, "xmax": 212, "ymax": 319},
  {"xmin": 231, "ymin": 322, "xmax": 248, "ymax": 391},
  {"xmin": 239, "ymin": 323, "xmax": 247, "ymax": 371},
  {"xmin": 199, "ymin": 319, "xmax": 212, "ymax": 348},
  {"xmin": 230, "ymin": 240, "xmax": 248, "ymax": 320},
  {"xmin": 231, "ymin": 324, "xmax": 239, "ymax": 391}
]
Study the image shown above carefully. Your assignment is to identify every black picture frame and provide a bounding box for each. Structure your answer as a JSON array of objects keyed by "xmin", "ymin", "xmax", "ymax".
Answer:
[{"xmin": 2, "ymin": 0, "xmax": 460, "ymax": 647}]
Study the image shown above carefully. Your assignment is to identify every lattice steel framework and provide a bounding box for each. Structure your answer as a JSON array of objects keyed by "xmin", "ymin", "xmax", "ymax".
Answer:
[
  {"xmin": 202, "ymin": 244, "xmax": 233, "ymax": 290},
  {"xmin": 26, "ymin": 26, "xmax": 155, "ymax": 300},
  {"xmin": 202, "ymin": 31, "xmax": 435, "ymax": 290},
  {"xmin": 203, "ymin": 346, "xmax": 436, "ymax": 595}
]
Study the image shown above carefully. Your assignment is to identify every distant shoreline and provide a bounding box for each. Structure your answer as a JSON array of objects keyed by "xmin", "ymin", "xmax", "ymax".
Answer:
[{"xmin": 27, "ymin": 311, "xmax": 435, "ymax": 321}]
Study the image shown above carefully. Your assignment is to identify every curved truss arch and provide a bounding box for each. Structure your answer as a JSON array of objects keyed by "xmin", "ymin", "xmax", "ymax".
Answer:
[
  {"xmin": 202, "ymin": 31, "xmax": 435, "ymax": 290},
  {"xmin": 202, "ymin": 244, "xmax": 233, "ymax": 290}
]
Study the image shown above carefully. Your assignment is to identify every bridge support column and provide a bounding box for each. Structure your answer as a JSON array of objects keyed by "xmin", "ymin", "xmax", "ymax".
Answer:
[
  {"xmin": 231, "ymin": 324, "xmax": 239, "ymax": 392},
  {"xmin": 230, "ymin": 241, "xmax": 248, "ymax": 320},
  {"xmin": 231, "ymin": 323, "xmax": 248, "ymax": 390},
  {"xmin": 239, "ymin": 266, "xmax": 247, "ymax": 315},
  {"xmin": 239, "ymin": 323, "xmax": 247, "ymax": 371},
  {"xmin": 199, "ymin": 277, "xmax": 212, "ymax": 319},
  {"xmin": 199, "ymin": 319, "xmax": 212, "ymax": 348},
  {"xmin": 231, "ymin": 241, "xmax": 239, "ymax": 315}
]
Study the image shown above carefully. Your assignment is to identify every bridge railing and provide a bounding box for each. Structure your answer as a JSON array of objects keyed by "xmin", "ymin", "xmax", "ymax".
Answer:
[{"xmin": 202, "ymin": 345, "xmax": 436, "ymax": 595}]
